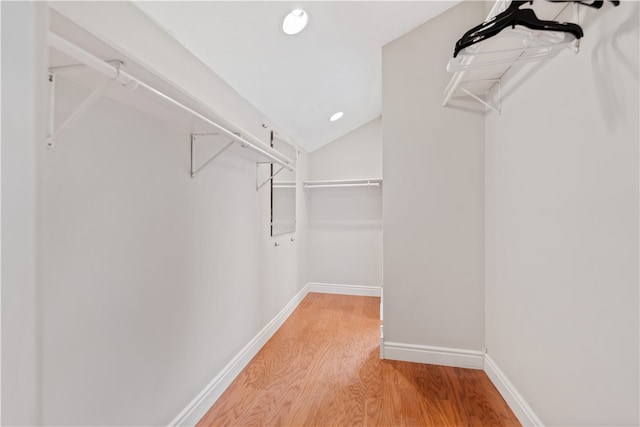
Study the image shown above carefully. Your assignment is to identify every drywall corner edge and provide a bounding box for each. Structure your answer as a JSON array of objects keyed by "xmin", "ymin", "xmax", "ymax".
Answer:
[
  {"xmin": 168, "ymin": 284, "xmax": 311, "ymax": 427},
  {"xmin": 484, "ymin": 354, "xmax": 544, "ymax": 427}
]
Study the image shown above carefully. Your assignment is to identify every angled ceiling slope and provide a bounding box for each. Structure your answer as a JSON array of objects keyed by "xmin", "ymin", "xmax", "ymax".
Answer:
[{"xmin": 134, "ymin": 1, "xmax": 460, "ymax": 152}]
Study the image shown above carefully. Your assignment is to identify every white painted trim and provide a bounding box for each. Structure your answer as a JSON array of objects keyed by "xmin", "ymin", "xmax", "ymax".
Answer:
[
  {"xmin": 308, "ymin": 282, "xmax": 382, "ymax": 297},
  {"xmin": 383, "ymin": 342, "xmax": 484, "ymax": 369},
  {"xmin": 484, "ymin": 354, "xmax": 544, "ymax": 427},
  {"xmin": 168, "ymin": 285, "xmax": 544, "ymax": 427},
  {"xmin": 168, "ymin": 284, "xmax": 310, "ymax": 427}
]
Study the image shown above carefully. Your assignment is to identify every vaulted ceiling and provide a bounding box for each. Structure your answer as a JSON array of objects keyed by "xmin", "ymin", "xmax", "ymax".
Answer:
[{"xmin": 134, "ymin": 1, "xmax": 459, "ymax": 152}]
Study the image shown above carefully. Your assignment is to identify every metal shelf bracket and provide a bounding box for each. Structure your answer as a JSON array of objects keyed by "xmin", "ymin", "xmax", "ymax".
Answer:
[
  {"xmin": 46, "ymin": 61, "xmax": 123, "ymax": 149},
  {"xmin": 256, "ymin": 163, "xmax": 285, "ymax": 191},
  {"xmin": 190, "ymin": 133, "xmax": 240, "ymax": 178},
  {"xmin": 47, "ymin": 73, "xmax": 110, "ymax": 149},
  {"xmin": 459, "ymin": 79, "xmax": 501, "ymax": 114},
  {"xmin": 442, "ymin": 0, "xmax": 579, "ymax": 114}
]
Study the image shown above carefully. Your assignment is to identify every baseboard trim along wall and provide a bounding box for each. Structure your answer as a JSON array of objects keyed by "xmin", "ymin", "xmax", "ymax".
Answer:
[
  {"xmin": 169, "ymin": 282, "xmax": 382, "ymax": 426},
  {"xmin": 169, "ymin": 285, "xmax": 537, "ymax": 427},
  {"xmin": 308, "ymin": 282, "xmax": 382, "ymax": 297},
  {"xmin": 382, "ymin": 342, "xmax": 485, "ymax": 369},
  {"xmin": 484, "ymin": 355, "xmax": 544, "ymax": 427},
  {"xmin": 168, "ymin": 284, "xmax": 311, "ymax": 427}
]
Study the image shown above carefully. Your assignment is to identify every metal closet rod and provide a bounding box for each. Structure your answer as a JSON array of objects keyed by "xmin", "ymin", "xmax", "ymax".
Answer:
[
  {"xmin": 47, "ymin": 31, "xmax": 294, "ymax": 172},
  {"xmin": 303, "ymin": 179, "xmax": 382, "ymax": 189},
  {"xmin": 305, "ymin": 182, "xmax": 380, "ymax": 189}
]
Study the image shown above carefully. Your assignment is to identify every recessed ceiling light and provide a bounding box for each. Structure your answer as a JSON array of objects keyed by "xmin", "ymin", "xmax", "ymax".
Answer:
[
  {"xmin": 329, "ymin": 112, "xmax": 344, "ymax": 122},
  {"xmin": 282, "ymin": 9, "xmax": 308, "ymax": 35}
]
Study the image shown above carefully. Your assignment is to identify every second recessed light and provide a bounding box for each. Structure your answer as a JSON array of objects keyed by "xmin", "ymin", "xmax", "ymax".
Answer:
[{"xmin": 329, "ymin": 112, "xmax": 344, "ymax": 122}]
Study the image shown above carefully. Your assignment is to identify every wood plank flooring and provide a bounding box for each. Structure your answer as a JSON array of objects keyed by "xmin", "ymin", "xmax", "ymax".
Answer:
[{"xmin": 197, "ymin": 293, "xmax": 520, "ymax": 426}]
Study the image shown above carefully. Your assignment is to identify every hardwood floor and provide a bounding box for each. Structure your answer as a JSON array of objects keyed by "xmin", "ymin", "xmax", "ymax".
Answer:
[{"xmin": 197, "ymin": 293, "xmax": 520, "ymax": 426}]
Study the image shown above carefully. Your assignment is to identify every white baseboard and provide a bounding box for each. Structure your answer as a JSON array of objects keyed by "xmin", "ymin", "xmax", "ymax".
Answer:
[
  {"xmin": 308, "ymin": 282, "xmax": 382, "ymax": 297},
  {"xmin": 169, "ymin": 283, "xmax": 379, "ymax": 426},
  {"xmin": 484, "ymin": 355, "xmax": 544, "ymax": 426},
  {"xmin": 383, "ymin": 342, "xmax": 484, "ymax": 369},
  {"xmin": 168, "ymin": 284, "xmax": 310, "ymax": 427},
  {"xmin": 171, "ymin": 284, "xmax": 542, "ymax": 427}
]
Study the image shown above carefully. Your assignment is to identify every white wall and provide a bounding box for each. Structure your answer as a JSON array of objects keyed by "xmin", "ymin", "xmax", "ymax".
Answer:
[
  {"xmin": 485, "ymin": 3, "xmax": 639, "ymax": 425},
  {"xmin": 1, "ymin": 2, "xmax": 47, "ymax": 425},
  {"xmin": 381, "ymin": 1, "xmax": 486, "ymax": 353},
  {"xmin": 8, "ymin": 1, "xmax": 637, "ymax": 426},
  {"xmin": 309, "ymin": 117, "xmax": 382, "ymax": 181},
  {"xmin": 2, "ymin": 2, "xmax": 309, "ymax": 425},
  {"xmin": 307, "ymin": 118, "xmax": 382, "ymax": 288}
]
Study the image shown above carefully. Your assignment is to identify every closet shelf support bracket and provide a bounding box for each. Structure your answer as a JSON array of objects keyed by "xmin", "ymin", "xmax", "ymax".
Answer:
[
  {"xmin": 46, "ymin": 72, "xmax": 113, "ymax": 149},
  {"xmin": 190, "ymin": 133, "xmax": 239, "ymax": 178},
  {"xmin": 452, "ymin": 79, "xmax": 501, "ymax": 115},
  {"xmin": 256, "ymin": 164, "xmax": 285, "ymax": 191}
]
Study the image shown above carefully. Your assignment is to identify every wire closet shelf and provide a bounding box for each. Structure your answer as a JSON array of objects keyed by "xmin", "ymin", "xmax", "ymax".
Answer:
[{"xmin": 46, "ymin": 31, "xmax": 295, "ymax": 177}]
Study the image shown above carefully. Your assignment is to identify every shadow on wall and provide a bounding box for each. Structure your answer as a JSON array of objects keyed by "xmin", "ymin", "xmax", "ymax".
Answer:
[
  {"xmin": 494, "ymin": 2, "xmax": 638, "ymax": 118},
  {"xmin": 591, "ymin": 1, "xmax": 639, "ymax": 132}
]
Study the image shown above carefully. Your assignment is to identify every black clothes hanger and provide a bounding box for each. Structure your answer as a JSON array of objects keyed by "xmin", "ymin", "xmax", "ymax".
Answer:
[
  {"xmin": 453, "ymin": 0, "xmax": 584, "ymax": 57},
  {"xmin": 546, "ymin": 0, "xmax": 620, "ymax": 9}
]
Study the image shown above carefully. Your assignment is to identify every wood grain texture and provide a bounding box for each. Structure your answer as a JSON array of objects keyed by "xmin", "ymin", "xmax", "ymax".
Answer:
[{"xmin": 197, "ymin": 293, "xmax": 520, "ymax": 426}]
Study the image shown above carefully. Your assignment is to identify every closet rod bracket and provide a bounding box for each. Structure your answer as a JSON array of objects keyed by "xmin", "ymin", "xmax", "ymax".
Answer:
[
  {"xmin": 46, "ymin": 60, "xmax": 125, "ymax": 148},
  {"xmin": 46, "ymin": 74, "xmax": 113, "ymax": 149},
  {"xmin": 450, "ymin": 78, "xmax": 501, "ymax": 114},
  {"xmin": 190, "ymin": 132, "xmax": 239, "ymax": 178},
  {"xmin": 256, "ymin": 164, "xmax": 285, "ymax": 191}
]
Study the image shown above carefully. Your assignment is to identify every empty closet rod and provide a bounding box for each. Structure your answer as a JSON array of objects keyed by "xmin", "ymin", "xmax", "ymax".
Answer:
[
  {"xmin": 304, "ymin": 182, "xmax": 380, "ymax": 189},
  {"xmin": 46, "ymin": 32, "xmax": 294, "ymax": 172}
]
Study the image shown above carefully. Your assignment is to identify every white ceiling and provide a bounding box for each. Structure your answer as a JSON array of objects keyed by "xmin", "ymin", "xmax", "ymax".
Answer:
[{"xmin": 134, "ymin": 1, "xmax": 459, "ymax": 152}]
